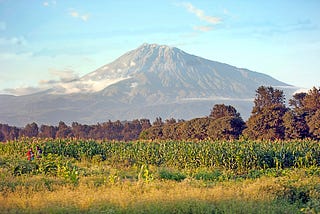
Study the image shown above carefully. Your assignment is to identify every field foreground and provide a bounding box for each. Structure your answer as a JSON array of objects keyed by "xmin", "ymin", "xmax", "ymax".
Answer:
[{"xmin": 1, "ymin": 139, "xmax": 320, "ymax": 213}]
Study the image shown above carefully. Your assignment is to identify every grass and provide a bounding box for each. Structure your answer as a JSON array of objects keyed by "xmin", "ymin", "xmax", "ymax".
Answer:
[
  {"xmin": 0, "ymin": 172, "xmax": 309, "ymax": 213},
  {"xmin": 1, "ymin": 139, "xmax": 320, "ymax": 213}
]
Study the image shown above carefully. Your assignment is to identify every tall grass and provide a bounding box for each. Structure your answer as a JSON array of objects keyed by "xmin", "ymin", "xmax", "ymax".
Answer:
[
  {"xmin": 0, "ymin": 177, "xmax": 301, "ymax": 213},
  {"xmin": 1, "ymin": 139, "xmax": 320, "ymax": 213}
]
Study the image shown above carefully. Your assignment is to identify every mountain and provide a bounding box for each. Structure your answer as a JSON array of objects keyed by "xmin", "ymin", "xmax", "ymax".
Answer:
[{"xmin": 0, "ymin": 43, "xmax": 298, "ymax": 126}]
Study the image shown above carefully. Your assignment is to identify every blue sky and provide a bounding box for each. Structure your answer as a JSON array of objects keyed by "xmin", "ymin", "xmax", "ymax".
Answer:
[{"xmin": 0, "ymin": 0, "xmax": 319, "ymax": 95}]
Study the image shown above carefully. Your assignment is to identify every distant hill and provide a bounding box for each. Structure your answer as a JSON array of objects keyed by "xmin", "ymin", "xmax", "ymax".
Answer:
[{"xmin": 0, "ymin": 43, "xmax": 298, "ymax": 126}]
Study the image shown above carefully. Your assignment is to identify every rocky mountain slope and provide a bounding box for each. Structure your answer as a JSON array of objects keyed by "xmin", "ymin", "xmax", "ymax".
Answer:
[{"xmin": 0, "ymin": 44, "xmax": 298, "ymax": 126}]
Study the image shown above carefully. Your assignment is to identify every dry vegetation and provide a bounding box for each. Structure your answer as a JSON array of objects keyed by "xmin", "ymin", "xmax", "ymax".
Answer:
[{"xmin": 1, "ymin": 139, "xmax": 320, "ymax": 213}]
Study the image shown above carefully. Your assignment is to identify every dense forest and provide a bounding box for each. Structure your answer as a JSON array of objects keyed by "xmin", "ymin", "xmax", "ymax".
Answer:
[{"xmin": 1, "ymin": 86, "xmax": 319, "ymax": 142}]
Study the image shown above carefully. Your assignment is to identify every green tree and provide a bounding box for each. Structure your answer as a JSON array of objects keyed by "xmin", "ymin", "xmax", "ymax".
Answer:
[
  {"xmin": 307, "ymin": 109, "xmax": 320, "ymax": 139},
  {"xmin": 180, "ymin": 118, "xmax": 212, "ymax": 140},
  {"xmin": 244, "ymin": 86, "xmax": 287, "ymax": 140},
  {"xmin": 303, "ymin": 87, "xmax": 320, "ymax": 138},
  {"xmin": 208, "ymin": 104, "xmax": 245, "ymax": 140},
  {"xmin": 209, "ymin": 104, "xmax": 240, "ymax": 120},
  {"xmin": 122, "ymin": 119, "xmax": 142, "ymax": 141},
  {"xmin": 303, "ymin": 87, "xmax": 320, "ymax": 114},
  {"xmin": 208, "ymin": 116, "xmax": 245, "ymax": 140},
  {"xmin": 21, "ymin": 122, "xmax": 39, "ymax": 138},
  {"xmin": 283, "ymin": 110, "xmax": 309, "ymax": 139},
  {"xmin": 283, "ymin": 92, "xmax": 310, "ymax": 139},
  {"xmin": 289, "ymin": 92, "xmax": 307, "ymax": 110},
  {"xmin": 285, "ymin": 87, "xmax": 320, "ymax": 139},
  {"xmin": 139, "ymin": 126, "xmax": 163, "ymax": 140},
  {"xmin": 56, "ymin": 121, "xmax": 73, "ymax": 138},
  {"xmin": 39, "ymin": 124, "xmax": 57, "ymax": 138}
]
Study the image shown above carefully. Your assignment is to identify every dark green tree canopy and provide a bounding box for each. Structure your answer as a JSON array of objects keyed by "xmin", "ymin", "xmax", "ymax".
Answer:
[
  {"xmin": 208, "ymin": 116, "xmax": 246, "ymax": 140},
  {"xmin": 286, "ymin": 87, "xmax": 320, "ymax": 139},
  {"xmin": 307, "ymin": 109, "xmax": 320, "ymax": 140},
  {"xmin": 289, "ymin": 92, "xmax": 307, "ymax": 110},
  {"xmin": 244, "ymin": 86, "xmax": 287, "ymax": 140},
  {"xmin": 283, "ymin": 110, "xmax": 309, "ymax": 139},
  {"xmin": 303, "ymin": 87, "xmax": 320, "ymax": 114},
  {"xmin": 21, "ymin": 122, "xmax": 39, "ymax": 138},
  {"xmin": 209, "ymin": 104, "xmax": 241, "ymax": 120},
  {"xmin": 252, "ymin": 86, "xmax": 285, "ymax": 114}
]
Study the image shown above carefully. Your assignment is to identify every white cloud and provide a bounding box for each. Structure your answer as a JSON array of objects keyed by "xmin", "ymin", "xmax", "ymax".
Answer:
[
  {"xmin": 43, "ymin": 1, "xmax": 56, "ymax": 7},
  {"xmin": 49, "ymin": 68, "xmax": 79, "ymax": 82},
  {"xmin": 70, "ymin": 11, "xmax": 79, "ymax": 18},
  {"xmin": 81, "ymin": 14, "xmax": 89, "ymax": 22},
  {"xmin": 193, "ymin": 25, "xmax": 213, "ymax": 32},
  {"xmin": 181, "ymin": 2, "xmax": 221, "ymax": 24},
  {"xmin": 2, "ymin": 86, "xmax": 46, "ymax": 96},
  {"xmin": 69, "ymin": 10, "xmax": 90, "ymax": 22},
  {"xmin": 181, "ymin": 97, "xmax": 254, "ymax": 102},
  {"xmin": 38, "ymin": 69, "xmax": 129, "ymax": 94},
  {"xmin": 0, "ymin": 68, "xmax": 80, "ymax": 95}
]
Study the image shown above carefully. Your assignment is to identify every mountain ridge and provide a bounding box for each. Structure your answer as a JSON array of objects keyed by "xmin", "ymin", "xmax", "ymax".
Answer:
[
  {"xmin": 0, "ymin": 43, "xmax": 298, "ymax": 126},
  {"xmin": 44, "ymin": 43, "xmax": 291, "ymax": 97}
]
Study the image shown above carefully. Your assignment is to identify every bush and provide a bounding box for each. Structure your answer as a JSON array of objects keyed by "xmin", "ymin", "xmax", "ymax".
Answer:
[
  {"xmin": 276, "ymin": 183, "xmax": 311, "ymax": 204},
  {"xmin": 194, "ymin": 169, "xmax": 222, "ymax": 181},
  {"xmin": 159, "ymin": 168, "xmax": 186, "ymax": 182}
]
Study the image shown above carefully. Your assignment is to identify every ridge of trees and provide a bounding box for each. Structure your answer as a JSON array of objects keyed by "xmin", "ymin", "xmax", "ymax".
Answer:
[{"xmin": 0, "ymin": 86, "xmax": 319, "ymax": 142}]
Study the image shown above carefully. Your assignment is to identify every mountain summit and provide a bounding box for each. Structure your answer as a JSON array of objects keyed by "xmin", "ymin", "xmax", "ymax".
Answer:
[
  {"xmin": 0, "ymin": 43, "xmax": 297, "ymax": 126},
  {"xmin": 53, "ymin": 43, "xmax": 290, "ymax": 99}
]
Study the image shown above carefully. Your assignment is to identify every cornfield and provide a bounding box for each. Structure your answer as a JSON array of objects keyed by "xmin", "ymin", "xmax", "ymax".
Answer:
[
  {"xmin": 1, "ymin": 138, "xmax": 319, "ymax": 172},
  {"xmin": 1, "ymin": 138, "xmax": 320, "ymax": 213}
]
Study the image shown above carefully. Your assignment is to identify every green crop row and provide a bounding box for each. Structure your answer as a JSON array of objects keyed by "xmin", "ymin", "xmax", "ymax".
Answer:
[{"xmin": 1, "ymin": 139, "xmax": 320, "ymax": 171}]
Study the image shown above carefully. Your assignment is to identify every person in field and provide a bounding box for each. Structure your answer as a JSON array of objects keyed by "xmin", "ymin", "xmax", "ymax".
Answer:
[
  {"xmin": 36, "ymin": 146, "xmax": 42, "ymax": 158},
  {"xmin": 26, "ymin": 148, "xmax": 34, "ymax": 161}
]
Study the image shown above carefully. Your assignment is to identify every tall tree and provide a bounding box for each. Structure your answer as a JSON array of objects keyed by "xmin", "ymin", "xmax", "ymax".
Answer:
[
  {"xmin": 56, "ymin": 121, "xmax": 73, "ymax": 138},
  {"xmin": 283, "ymin": 92, "xmax": 310, "ymax": 139},
  {"xmin": 0, "ymin": 124, "xmax": 20, "ymax": 141},
  {"xmin": 303, "ymin": 87, "xmax": 320, "ymax": 114},
  {"xmin": 289, "ymin": 92, "xmax": 307, "ymax": 110},
  {"xmin": 153, "ymin": 117, "xmax": 164, "ymax": 127},
  {"xmin": 252, "ymin": 86, "xmax": 285, "ymax": 114},
  {"xmin": 208, "ymin": 104, "xmax": 245, "ymax": 140},
  {"xmin": 307, "ymin": 109, "xmax": 320, "ymax": 140},
  {"xmin": 72, "ymin": 122, "xmax": 92, "ymax": 139},
  {"xmin": 283, "ymin": 110, "xmax": 309, "ymax": 139},
  {"xmin": 39, "ymin": 124, "xmax": 57, "ymax": 138},
  {"xmin": 208, "ymin": 116, "xmax": 246, "ymax": 140},
  {"xmin": 140, "ymin": 119, "xmax": 152, "ymax": 130},
  {"xmin": 285, "ymin": 87, "xmax": 320, "ymax": 139},
  {"xmin": 21, "ymin": 122, "xmax": 39, "ymax": 138},
  {"xmin": 209, "ymin": 104, "xmax": 240, "ymax": 120},
  {"xmin": 122, "ymin": 119, "xmax": 142, "ymax": 141},
  {"xmin": 244, "ymin": 86, "xmax": 287, "ymax": 140}
]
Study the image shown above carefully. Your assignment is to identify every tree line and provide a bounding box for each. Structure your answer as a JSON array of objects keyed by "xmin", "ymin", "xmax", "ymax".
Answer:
[
  {"xmin": 0, "ymin": 86, "xmax": 319, "ymax": 142},
  {"xmin": 0, "ymin": 119, "xmax": 152, "ymax": 142}
]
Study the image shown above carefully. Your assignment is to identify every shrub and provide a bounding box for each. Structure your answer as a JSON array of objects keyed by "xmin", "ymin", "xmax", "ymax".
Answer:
[
  {"xmin": 159, "ymin": 168, "xmax": 186, "ymax": 182},
  {"xmin": 194, "ymin": 169, "xmax": 222, "ymax": 181}
]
